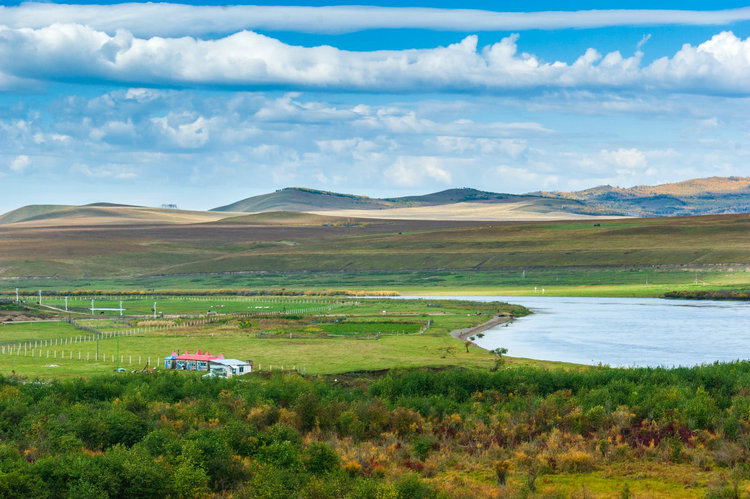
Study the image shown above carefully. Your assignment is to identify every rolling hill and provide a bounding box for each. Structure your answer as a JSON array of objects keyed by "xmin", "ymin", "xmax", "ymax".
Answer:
[
  {"xmin": 0, "ymin": 204, "xmax": 234, "ymax": 227},
  {"xmin": 212, "ymin": 187, "xmax": 394, "ymax": 212},
  {"xmin": 214, "ymin": 177, "xmax": 750, "ymax": 218},
  {"xmin": 211, "ymin": 186, "xmax": 597, "ymax": 220},
  {"xmin": 2, "ymin": 177, "xmax": 748, "ymax": 228},
  {"xmin": 538, "ymin": 176, "xmax": 750, "ymax": 216}
]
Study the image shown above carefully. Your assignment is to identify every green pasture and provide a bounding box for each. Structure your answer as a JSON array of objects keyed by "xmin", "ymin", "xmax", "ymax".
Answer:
[
  {"xmin": 5, "ymin": 265, "xmax": 748, "ymax": 298},
  {"xmin": 308, "ymin": 321, "xmax": 424, "ymax": 335},
  {"xmin": 0, "ymin": 296, "xmax": 532, "ymax": 379},
  {"xmin": 0, "ymin": 329, "xmax": 567, "ymax": 379},
  {"xmin": 20, "ymin": 295, "xmax": 352, "ymax": 317},
  {"xmin": 0, "ymin": 321, "xmax": 80, "ymax": 344}
]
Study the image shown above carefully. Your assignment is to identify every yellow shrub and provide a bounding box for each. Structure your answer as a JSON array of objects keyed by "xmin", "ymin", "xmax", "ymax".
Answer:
[
  {"xmin": 557, "ymin": 449, "xmax": 595, "ymax": 473},
  {"xmin": 343, "ymin": 459, "xmax": 362, "ymax": 476}
]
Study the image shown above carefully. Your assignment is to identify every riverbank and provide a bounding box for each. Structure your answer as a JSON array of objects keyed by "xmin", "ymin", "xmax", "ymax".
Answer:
[{"xmin": 450, "ymin": 314, "xmax": 513, "ymax": 344}]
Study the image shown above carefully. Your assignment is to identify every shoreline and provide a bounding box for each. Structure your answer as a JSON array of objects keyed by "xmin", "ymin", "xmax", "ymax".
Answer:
[{"xmin": 449, "ymin": 314, "xmax": 513, "ymax": 347}]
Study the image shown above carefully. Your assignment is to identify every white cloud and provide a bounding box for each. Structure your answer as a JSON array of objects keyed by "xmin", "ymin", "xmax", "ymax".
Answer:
[
  {"xmin": 384, "ymin": 156, "xmax": 453, "ymax": 187},
  {"xmin": 494, "ymin": 164, "xmax": 560, "ymax": 191},
  {"xmin": 151, "ymin": 114, "xmax": 210, "ymax": 148},
  {"xmin": 89, "ymin": 120, "xmax": 137, "ymax": 143},
  {"xmin": 646, "ymin": 31, "xmax": 750, "ymax": 93},
  {"xmin": 601, "ymin": 148, "xmax": 648, "ymax": 169},
  {"xmin": 70, "ymin": 163, "xmax": 138, "ymax": 180},
  {"xmin": 3, "ymin": 4, "xmax": 750, "ymax": 37},
  {"xmin": 431, "ymin": 136, "xmax": 527, "ymax": 157},
  {"xmin": 9, "ymin": 155, "xmax": 29, "ymax": 173},
  {"xmin": 1, "ymin": 25, "xmax": 750, "ymax": 95}
]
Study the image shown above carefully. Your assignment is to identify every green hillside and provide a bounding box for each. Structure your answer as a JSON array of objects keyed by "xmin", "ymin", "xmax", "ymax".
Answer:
[
  {"xmin": 212, "ymin": 186, "xmax": 592, "ymax": 216},
  {"xmin": 214, "ymin": 178, "xmax": 750, "ymax": 217},
  {"xmin": 0, "ymin": 204, "xmax": 73, "ymax": 224},
  {"xmin": 384, "ymin": 187, "xmax": 526, "ymax": 205},
  {"xmin": 212, "ymin": 187, "xmax": 394, "ymax": 212}
]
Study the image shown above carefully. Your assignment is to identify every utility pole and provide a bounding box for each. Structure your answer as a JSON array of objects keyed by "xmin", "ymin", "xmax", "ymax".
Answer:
[{"xmin": 64, "ymin": 296, "xmax": 68, "ymax": 312}]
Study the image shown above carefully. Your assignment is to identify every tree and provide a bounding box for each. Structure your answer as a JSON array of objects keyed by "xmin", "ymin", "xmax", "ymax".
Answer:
[{"xmin": 490, "ymin": 347, "xmax": 508, "ymax": 371}]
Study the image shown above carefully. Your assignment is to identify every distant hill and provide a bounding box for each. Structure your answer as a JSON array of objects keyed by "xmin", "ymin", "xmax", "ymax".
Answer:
[
  {"xmin": 538, "ymin": 176, "xmax": 750, "ymax": 216},
  {"xmin": 212, "ymin": 188, "xmax": 394, "ymax": 212},
  {"xmin": 3, "ymin": 177, "xmax": 748, "ymax": 226},
  {"xmin": 212, "ymin": 187, "xmax": 564, "ymax": 212},
  {"xmin": 0, "ymin": 204, "xmax": 233, "ymax": 226},
  {"xmin": 384, "ymin": 188, "xmax": 529, "ymax": 205},
  {"xmin": 0, "ymin": 205, "xmax": 72, "ymax": 225}
]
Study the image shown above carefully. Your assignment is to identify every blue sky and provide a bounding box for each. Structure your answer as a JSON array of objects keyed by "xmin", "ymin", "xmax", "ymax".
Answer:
[{"xmin": 1, "ymin": 1, "xmax": 749, "ymax": 212}]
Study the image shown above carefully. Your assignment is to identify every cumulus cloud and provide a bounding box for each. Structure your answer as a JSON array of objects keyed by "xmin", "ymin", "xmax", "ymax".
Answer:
[
  {"xmin": 646, "ymin": 31, "xmax": 750, "ymax": 94},
  {"xmin": 384, "ymin": 156, "xmax": 454, "ymax": 187},
  {"xmin": 0, "ymin": 25, "xmax": 749, "ymax": 95},
  {"xmin": 151, "ymin": 114, "xmax": 211, "ymax": 149},
  {"xmin": 9, "ymin": 155, "xmax": 29, "ymax": 173},
  {"xmin": 2, "ymin": 4, "xmax": 750, "ymax": 37},
  {"xmin": 601, "ymin": 148, "xmax": 648, "ymax": 169}
]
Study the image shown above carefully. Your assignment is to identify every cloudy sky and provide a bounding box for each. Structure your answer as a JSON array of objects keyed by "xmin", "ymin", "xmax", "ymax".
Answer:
[{"xmin": 1, "ymin": 1, "xmax": 750, "ymax": 212}]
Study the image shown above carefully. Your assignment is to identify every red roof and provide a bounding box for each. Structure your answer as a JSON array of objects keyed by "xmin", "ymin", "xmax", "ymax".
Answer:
[{"xmin": 176, "ymin": 349, "xmax": 219, "ymax": 362}]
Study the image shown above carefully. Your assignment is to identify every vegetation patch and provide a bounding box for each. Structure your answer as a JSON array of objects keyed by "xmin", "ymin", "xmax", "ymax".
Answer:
[{"xmin": 3, "ymin": 363, "xmax": 750, "ymax": 497}]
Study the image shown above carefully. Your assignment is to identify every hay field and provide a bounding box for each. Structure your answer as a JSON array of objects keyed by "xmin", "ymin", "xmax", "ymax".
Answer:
[{"xmin": 312, "ymin": 200, "xmax": 622, "ymax": 221}]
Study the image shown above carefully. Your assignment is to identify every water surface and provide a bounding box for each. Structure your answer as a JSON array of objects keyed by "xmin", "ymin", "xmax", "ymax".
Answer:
[{"xmin": 405, "ymin": 295, "xmax": 750, "ymax": 367}]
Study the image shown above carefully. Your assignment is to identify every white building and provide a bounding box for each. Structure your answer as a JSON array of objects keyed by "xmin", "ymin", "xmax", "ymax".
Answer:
[{"xmin": 208, "ymin": 358, "xmax": 252, "ymax": 378}]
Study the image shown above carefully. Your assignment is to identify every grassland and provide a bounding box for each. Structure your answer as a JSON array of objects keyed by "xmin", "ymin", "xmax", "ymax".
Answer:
[
  {"xmin": 0, "ymin": 296, "xmax": 548, "ymax": 379},
  {"xmin": 0, "ymin": 212, "xmax": 748, "ymax": 297}
]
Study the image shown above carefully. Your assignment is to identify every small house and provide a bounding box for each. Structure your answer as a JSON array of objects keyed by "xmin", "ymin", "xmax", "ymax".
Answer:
[
  {"xmin": 173, "ymin": 349, "xmax": 221, "ymax": 372},
  {"xmin": 163, "ymin": 350, "xmax": 178, "ymax": 369},
  {"xmin": 208, "ymin": 358, "xmax": 252, "ymax": 378}
]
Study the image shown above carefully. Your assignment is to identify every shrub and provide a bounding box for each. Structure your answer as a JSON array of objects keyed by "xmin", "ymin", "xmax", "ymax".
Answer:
[
  {"xmin": 394, "ymin": 473, "xmax": 436, "ymax": 499},
  {"xmin": 411, "ymin": 435, "xmax": 435, "ymax": 461},
  {"xmin": 557, "ymin": 450, "xmax": 596, "ymax": 473},
  {"xmin": 303, "ymin": 442, "xmax": 340, "ymax": 474}
]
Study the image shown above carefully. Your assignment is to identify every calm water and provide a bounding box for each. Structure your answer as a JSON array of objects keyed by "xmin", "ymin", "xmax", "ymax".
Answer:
[{"xmin": 404, "ymin": 296, "xmax": 750, "ymax": 367}]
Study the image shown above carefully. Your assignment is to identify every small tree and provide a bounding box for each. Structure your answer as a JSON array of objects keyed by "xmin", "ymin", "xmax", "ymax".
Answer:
[
  {"xmin": 490, "ymin": 347, "xmax": 508, "ymax": 371},
  {"xmin": 494, "ymin": 460, "xmax": 511, "ymax": 486}
]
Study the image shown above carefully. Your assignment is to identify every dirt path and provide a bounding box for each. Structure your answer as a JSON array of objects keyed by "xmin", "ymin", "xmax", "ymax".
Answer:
[{"xmin": 450, "ymin": 314, "xmax": 513, "ymax": 348}]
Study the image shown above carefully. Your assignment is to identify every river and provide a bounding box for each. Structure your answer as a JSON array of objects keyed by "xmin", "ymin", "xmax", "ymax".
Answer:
[{"xmin": 405, "ymin": 295, "xmax": 750, "ymax": 367}]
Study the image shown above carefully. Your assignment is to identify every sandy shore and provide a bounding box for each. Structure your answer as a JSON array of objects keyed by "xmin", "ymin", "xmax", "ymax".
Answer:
[{"xmin": 450, "ymin": 314, "xmax": 513, "ymax": 347}]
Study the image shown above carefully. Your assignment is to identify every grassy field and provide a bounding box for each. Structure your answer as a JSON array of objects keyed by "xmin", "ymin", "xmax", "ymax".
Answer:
[
  {"xmin": 0, "ymin": 212, "xmax": 747, "ymax": 297},
  {"xmin": 27, "ymin": 295, "xmax": 343, "ymax": 316},
  {"xmin": 4, "ymin": 264, "xmax": 748, "ymax": 298},
  {"xmin": 0, "ymin": 296, "xmax": 551, "ymax": 379}
]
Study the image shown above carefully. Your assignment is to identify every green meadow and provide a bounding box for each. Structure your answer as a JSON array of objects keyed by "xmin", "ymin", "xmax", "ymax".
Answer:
[{"xmin": 0, "ymin": 296, "xmax": 544, "ymax": 379}]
